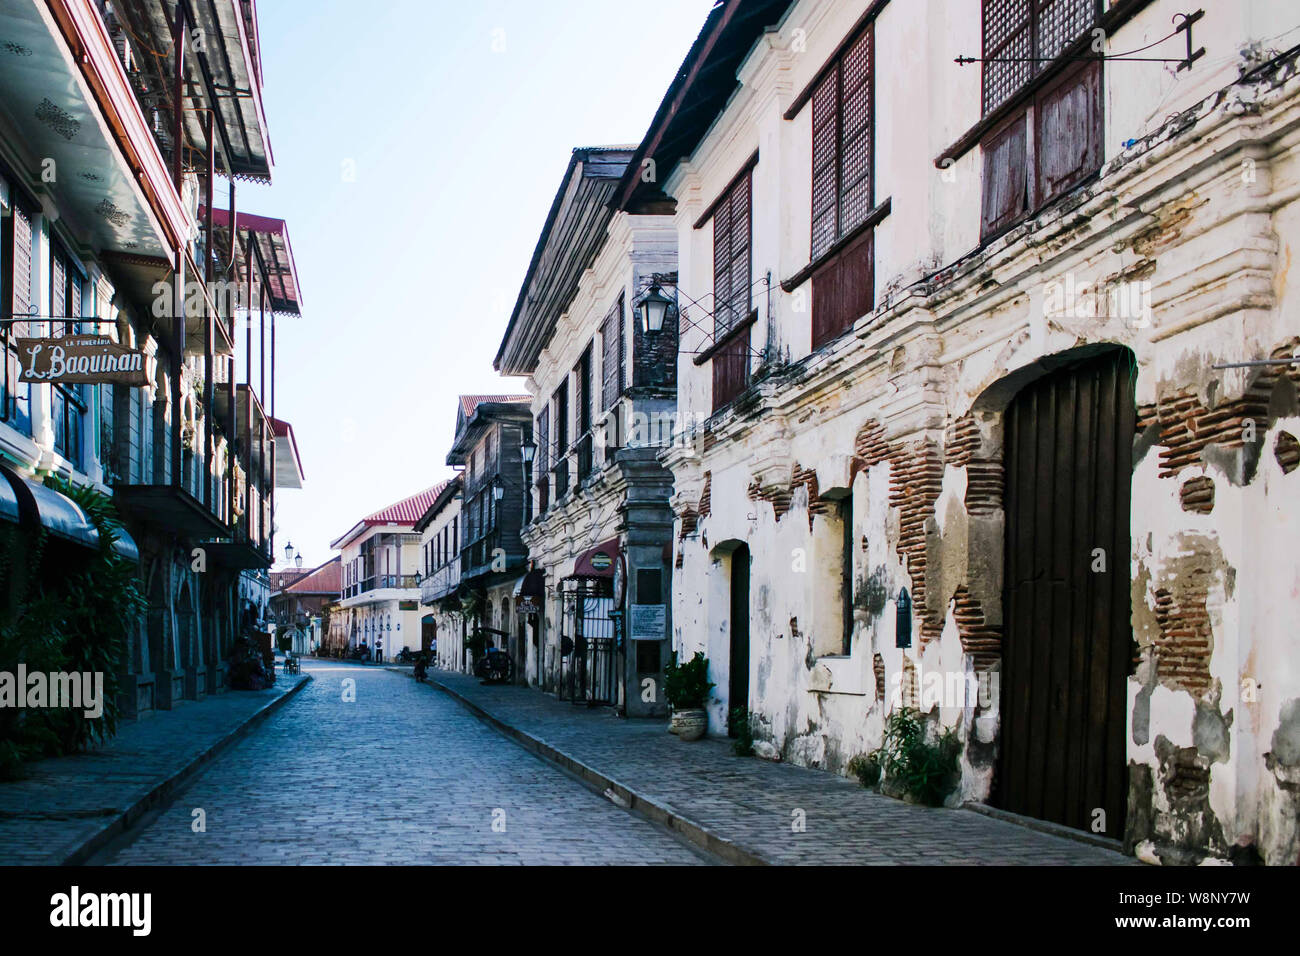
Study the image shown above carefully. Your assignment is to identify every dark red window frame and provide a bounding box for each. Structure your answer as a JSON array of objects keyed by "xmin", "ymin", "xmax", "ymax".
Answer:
[
  {"xmin": 708, "ymin": 167, "xmax": 753, "ymax": 413},
  {"xmin": 809, "ymin": 22, "xmax": 876, "ymax": 351},
  {"xmin": 979, "ymin": 0, "xmax": 1103, "ymax": 240}
]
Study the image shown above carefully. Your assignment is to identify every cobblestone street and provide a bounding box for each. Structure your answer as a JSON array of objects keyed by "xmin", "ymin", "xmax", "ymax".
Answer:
[{"xmin": 98, "ymin": 661, "xmax": 705, "ymax": 865}]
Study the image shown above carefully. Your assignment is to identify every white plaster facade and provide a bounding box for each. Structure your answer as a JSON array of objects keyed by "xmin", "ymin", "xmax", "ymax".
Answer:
[
  {"xmin": 657, "ymin": 0, "xmax": 1300, "ymax": 863},
  {"xmin": 518, "ymin": 208, "xmax": 677, "ymax": 706}
]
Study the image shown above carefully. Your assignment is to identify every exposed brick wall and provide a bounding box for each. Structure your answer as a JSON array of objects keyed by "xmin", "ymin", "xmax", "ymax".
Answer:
[
  {"xmin": 1152, "ymin": 580, "xmax": 1213, "ymax": 696},
  {"xmin": 1276, "ymin": 431, "xmax": 1300, "ymax": 474},
  {"xmin": 1179, "ymin": 476, "xmax": 1215, "ymax": 513},
  {"xmin": 850, "ymin": 420, "xmax": 946, "ymax": 645},
  {"xmin": 873, "ymin": 653, "xmax": 886, "ymax": 702},
  {"xmin": 951, "ymin": 585, "xmax": 1000, "ymax": 673},
  {"xmin": 946, "ymin": 413, "xmax": 1002, "ymax": 516},
  {"xmin": 698, "ymin": 471, "xmax": 712, "ymax": 517},
  {"xmin": 1139, "ymin": 343, "xmax": 1300, "ymax": 479}
]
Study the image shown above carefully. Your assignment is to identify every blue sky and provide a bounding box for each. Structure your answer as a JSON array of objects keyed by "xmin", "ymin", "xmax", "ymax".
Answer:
[{"xmin": 237, "ymin": 0, "xmax": 715, "ymax": 569}]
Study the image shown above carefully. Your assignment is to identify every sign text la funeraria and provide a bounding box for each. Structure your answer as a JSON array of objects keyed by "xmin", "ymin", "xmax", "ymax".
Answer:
[{"xmin": 19, "ymin": 335, "xmax": 150, "ymax": 387}]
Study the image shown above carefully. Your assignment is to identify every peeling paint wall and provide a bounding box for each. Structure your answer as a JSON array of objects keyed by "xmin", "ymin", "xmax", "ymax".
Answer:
[{"xmin": 661, "ymin": 0, "xmax": 1300, "ymax": 863}]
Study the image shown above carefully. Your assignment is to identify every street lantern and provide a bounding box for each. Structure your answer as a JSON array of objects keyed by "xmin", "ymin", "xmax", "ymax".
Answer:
[
  {"xmin": 521, "ymin": 441, "xmax": 536, "ymax": 465},
  {"xmin": 492, "ymin": 483, "xmax": 505, "ymax": 502},
  {"xmin": 295, "ymin": 553, "xmax": 303, "ymax": 568},
  {"xmin": 284, "ymin": 541, "xmax": 296, "ymax": 563},
  {"xmin": 635, "ymin": 281, "xmax": 674, "ymax": 336}
]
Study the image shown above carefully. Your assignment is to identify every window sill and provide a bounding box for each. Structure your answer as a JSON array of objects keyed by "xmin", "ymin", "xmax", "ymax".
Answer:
[
  {"xmin": 692, "ymin": 309, "xmax": 758, "ymax": 367},
  {"xmin": 780, "ymin": 197, "xmax": 891, "ymax": 293}
]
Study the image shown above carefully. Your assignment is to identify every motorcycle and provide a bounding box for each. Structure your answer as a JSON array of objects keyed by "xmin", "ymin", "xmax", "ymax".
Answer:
[
  {"xmin": 473, "ymin": 646, "xmax": 515, "ymax": 685},
  {"xmin": 395, "ymin": 647, "xmax": 417, "ymax": 665}
]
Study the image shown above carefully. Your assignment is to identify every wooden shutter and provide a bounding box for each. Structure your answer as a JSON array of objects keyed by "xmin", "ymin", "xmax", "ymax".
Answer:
[
  {"xmin": 601, "ymin": 295, "xmax": 623, "ymax": 411},
  {"xmin": 709, "ymin": 168, "xmax": 753, "ymax": 411},
  {"xmin": 712, "ymin": 333, "xmax": 749, "ymax": 413},
  {"xmin": 982, "ymin": 0, "xmax": 1033, "ymax": 115},
  {"xmin": 811, "ymin": 68, "xmax": 839, "ymax": 260},
  {"xmin": 813, "ymin": 229, "xmax": 873, "ymax": 351},
  {"xmin": 51, "ymin": 251, "xmax": 66, "ymax": 320},
  {"xmin": 1036, "ymin": 0, "xmax": 1099, "ymax": 63},
  {"xmin": 727, "ymin": 174, "xmax": 751, "ymax": 326},
  {"xmin": 981, "ymin": 113, "xmax": 1029, "ymax": 237},
  {"xmin": 838, "ymin": 27, "xmax": 873, "ymax": 238},
  {"xmin": 536, "ymin": 405, "xmax": 549, "ymax": 472},
  {"xmin": 1034, "ymin": 60, "xmax": 1102, "ymax": 204},
  {"xmin": 712, "ymin": 186, "xmax": 733, "ymax": 333}
]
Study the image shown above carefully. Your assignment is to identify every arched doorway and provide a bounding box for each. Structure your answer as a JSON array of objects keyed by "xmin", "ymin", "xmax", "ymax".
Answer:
[{"xmin": 995, "ymin": 347, "xmax": 1135, "ymax": 838}]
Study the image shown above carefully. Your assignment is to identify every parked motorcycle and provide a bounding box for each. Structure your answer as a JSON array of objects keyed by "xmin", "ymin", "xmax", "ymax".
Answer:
[
  {"xmin": 473, "ymin": 646, "xmax": 515, "ymax": 684},
  {"xmin": 395, "ymin": 647, "xmax": 416, "ymax": 665}
]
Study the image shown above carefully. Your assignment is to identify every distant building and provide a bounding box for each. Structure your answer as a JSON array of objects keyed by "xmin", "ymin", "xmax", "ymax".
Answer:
[
  {"xmin": 446, "ymin": 395, "xmax": 532, "ymax": 681},
  {"xmin": 270, "ymin": 557, "xmax": 342, "ymax": 656},
  {"xmin": 495, "ymin": 147, "xmax": 678, "ymax": 713},
  {"xmin": 331, "ymin": 484, "xmax": 446, "ymax": 661},
  {"xmin": 415, "ymin": 477, "xmax": 464, "ymax": 672}
]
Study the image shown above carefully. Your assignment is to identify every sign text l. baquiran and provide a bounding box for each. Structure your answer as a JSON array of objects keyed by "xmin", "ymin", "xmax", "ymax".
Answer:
[{"xmin": 19, "ymin": 335, "xmax": 150, "ymax": 386}]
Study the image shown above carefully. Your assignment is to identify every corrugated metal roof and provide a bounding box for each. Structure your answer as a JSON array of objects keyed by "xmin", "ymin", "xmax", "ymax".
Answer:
[{"xmin": 459, "ymin": 394, "xmax": 531, "ymax": 417}]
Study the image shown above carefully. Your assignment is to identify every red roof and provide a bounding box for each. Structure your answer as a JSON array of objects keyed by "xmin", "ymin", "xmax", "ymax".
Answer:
[
  {"xmin": 365, "ymin": 481, "xmax": 449, "ymax": 524},
  {"xmin": 283, "ymin": 556, "xmax": 342, "ymax": 595},
  {"xmin": 331, "ymin": 480, "xmax": 451, "ymax": 549},
  {"xmin": 459, "ymin": 394, "xmax": 530, "ymax": 417}
]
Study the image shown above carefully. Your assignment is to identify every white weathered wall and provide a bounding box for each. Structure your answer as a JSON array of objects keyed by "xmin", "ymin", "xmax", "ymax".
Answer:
[{"xmin": 663, "ymin": 0, "xmax": 1300, "ymax": 863}]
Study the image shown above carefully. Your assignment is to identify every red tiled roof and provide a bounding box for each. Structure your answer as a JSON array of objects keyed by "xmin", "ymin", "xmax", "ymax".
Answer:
[
  {"xmin": 459, "ymin": 394, "xmax": 530, "ymax": 417},
  {"xmin": 364, "ymin": 481, "xmax": 450, "ymax": 525},
  {"xmin": 330, "ymin": 480, "xmax": 452, "ymax": 550},
  {"xmin": 284, "ymin": 556, "xmax": 342, "ymax": 595}
]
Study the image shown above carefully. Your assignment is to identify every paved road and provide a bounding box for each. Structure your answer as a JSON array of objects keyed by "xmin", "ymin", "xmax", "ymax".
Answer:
[{"xmin": 100, "ymin": 661, "xmax": 704, "ymax": 865}]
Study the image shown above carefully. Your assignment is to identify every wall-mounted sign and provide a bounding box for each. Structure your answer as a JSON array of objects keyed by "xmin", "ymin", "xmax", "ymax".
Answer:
[
  {"xmin": 19, "ymin": 335, "xmax": 149, "ymax": 386},
  {"xmin": 630, "ymin": 603, "xmax": 666, "ymax": 640},
  {"xmin": 517, "ymin": 596, "xmax": 538, "ymax": 615},
  {"xmin": 589, "ymin": 551, "xmax": 613, "ymax": 571},
  {"xmin": 398, "ymin": 600, "xmax": 418, "ymax": 611}
]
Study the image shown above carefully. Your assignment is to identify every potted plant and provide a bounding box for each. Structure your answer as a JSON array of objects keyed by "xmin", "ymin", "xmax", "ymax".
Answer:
[{"xmin": 664, "ymin": 651, "xmax": 714, "ymax": 741}]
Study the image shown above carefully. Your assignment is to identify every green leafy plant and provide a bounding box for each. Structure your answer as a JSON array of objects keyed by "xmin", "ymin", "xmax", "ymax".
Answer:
[
  {"xmin": 0, "ymin": 476, "xmax": 144, "ymax": 779},
  {"xmin": 847, "ymin": 752, "xmax": 882, "ymax": 787},
  {"xmin": 871, "ymin": 707, "xmax": 960, "ymax": 806},
  {"xmin": 664, "ymin": 651, "xmax": 714, "ymax": 709},
  {"xmin": 729, "ymin": 707, "xmax": 754, "ymax": 756},
  {"xmin": 463, "ymin": 629, "xmax": 487, "ymax": 658}
]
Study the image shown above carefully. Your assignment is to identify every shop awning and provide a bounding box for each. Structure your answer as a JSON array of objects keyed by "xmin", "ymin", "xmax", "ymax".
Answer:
[
  {"xmin": 572, "ymin": 538, "xmax": 619, "ymax": 579},
  {"xmin": 2, "ymin": 465, "xmax": 140, "ymax": 561},
  {"xmin": 0, "ymin": 466, "xmax": 96, "ymax": 549}
]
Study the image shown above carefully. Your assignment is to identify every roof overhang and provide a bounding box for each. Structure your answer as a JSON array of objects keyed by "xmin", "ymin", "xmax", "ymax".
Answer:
[
  {"xmin": 0, "ymin": 0, "xmax": 187, "ymax": 260},
  {"xmin": 614, "ymin": 0, "xmax": 795, "ymax": 213},
  {"xmin": 270, "ymin": 416, "xmax": 304, "ymax": 488},
  {"xmin": 494, "ymin": 147, "xmax": 633, "ymax": 377},
  {"xmin": 110, "ymin": 0, "xmax": 273, "ymax": 183},
  {"xmin": 413, "ymin": 476, "xmax": 461, "ymax": 533},
  {"xmin": 446, "ymin": 402, "xmax": 532, "ymax": 464},
  {"xmin": 204, "ymin": 206, "xmax": 302, "ymax": 315}
]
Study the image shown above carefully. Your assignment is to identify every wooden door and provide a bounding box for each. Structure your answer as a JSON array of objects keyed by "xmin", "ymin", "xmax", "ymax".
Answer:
[
  {"xmin": 729, "ymin": 545, "xmax": 750, "ymax": 722},
  {"xmin": 997, "ymin": 349, "xmax": 1135, "ymax": 837}
]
